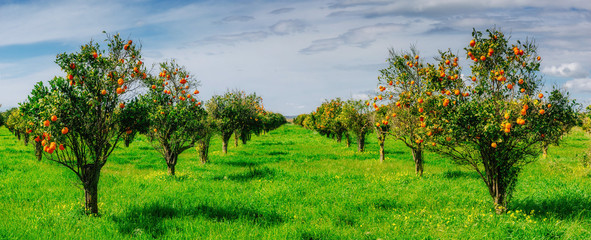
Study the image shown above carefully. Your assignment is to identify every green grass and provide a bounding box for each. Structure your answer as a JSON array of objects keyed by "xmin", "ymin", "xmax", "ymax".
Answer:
[{"xmin": 1, "ymin": 124, "xmax": 590, "ymax": 239}]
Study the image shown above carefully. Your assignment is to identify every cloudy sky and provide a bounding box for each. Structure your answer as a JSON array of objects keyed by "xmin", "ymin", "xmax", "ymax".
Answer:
[{"xmin": 1, "ymin": 0, "xmax": 590, "ymax": 115}]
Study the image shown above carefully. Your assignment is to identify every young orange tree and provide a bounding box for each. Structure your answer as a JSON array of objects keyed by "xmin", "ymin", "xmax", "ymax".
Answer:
[
  {"xmin": 206, "ymin": 90, "xmax": 265, "ymax": 154},
  {"xmin": 339, "ymin": 99, "xmax": 373, "ymax": 152},
  {"xmin": 429, "ymin": 28, "xmax": 579, "ymax": 213},
  {"xmin": 234, "ymin": 92, "xmax": 264, "ymax": 145},
  {"xmin": 538, "ymin": 88, "xmax": 580, "ymax": 158},
  {"xmin": 583, "ymin": 105, "xmax": 591, "ymax": 133},
  {"xmin": 376, "ymin": 47, "xmax": 461, "ymax": 176},
  {"xmin": 312, "ymin": 98, "xmax": 348, "ymax": 143},
  {"xmin": 19, "ymin": 82, "xmax": 50, "ymax": 161},
  {"xmin": 30, "ymin": 34, "xmax": 148, "ymax": 214},
  {"xmin": 371, "ymin": 104, "xmax": 391, "ymax": 162},
  {"xmin": 5, "ymin": 108, "xmax": 26, "ymax": 143},
  {"xmin": 142, "ymin": 60, "xmax": 207, "ymax": 175}
]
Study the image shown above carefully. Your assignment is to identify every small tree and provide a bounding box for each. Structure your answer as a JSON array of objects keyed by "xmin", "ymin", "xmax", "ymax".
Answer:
[
  {"xmin": 340, "ymin": 99, "xmax": 373, "ymax": 152},
  {"xmin": 583, "ymin": 105, "xmax": 591, "ymax": 134},
  {"xmin": 19, "ymin": 82, "xmax": 50, "ymax": 160},
  {"xmin": 371, "ymin": 105, "xmax": 391, "ymax": 162},
  {"xmin": 195, "ymin": 115, "xmax": 216, "ymax": 164},
  {"xmin": 538, "ymin": 88, "xmax": 581, "ymax": 158},
  {"xmin": 234, "ymin": 92, "xmax": 264, "ymax": 145},
  {"xmin": 206, "ymin": 91, "xmax": 241, "ymax": 154},
  {"xmin": 429, "ymin": 28, "xmax": 579, "ymax": 213},
  {"xmin": 376, "ymin": 47, "xmax": 458, "ymax": 176},
  {"xmin": 30, "ymin": 34, "xmax": 147, "ymax": 214},
  {"xmin": 142, "ymin": 60, "xmax": 207, "ymax": 175},
  {"xmin": 206, "ymin": 90, "xmax": 262, "ymax": 154},
  {"xmin": 311, "ymin": 98, "xmax": 348, "ymax": 142}
]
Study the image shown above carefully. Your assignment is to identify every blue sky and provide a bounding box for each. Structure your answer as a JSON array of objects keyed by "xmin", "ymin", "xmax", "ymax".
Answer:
[{"xmin": 1, "ymin": 0, "xmax": 590, "ymax": 115}]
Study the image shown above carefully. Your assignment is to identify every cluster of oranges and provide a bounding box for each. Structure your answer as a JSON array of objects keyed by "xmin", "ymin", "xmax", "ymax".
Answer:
[{"xmin": 36, "ymin": 115, "xmax": 68, "ymax": 154}]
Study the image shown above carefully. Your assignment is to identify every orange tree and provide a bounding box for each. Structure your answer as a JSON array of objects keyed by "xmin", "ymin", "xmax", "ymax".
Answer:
[
  {"xmin": 29, "ymin": 34, "xmax": 148, "ymax": 214},
  {"xmin": 376, "ymin": 47, "xmax": 461, "ymax": 176},
  {"xmin": 538, "ymin": 88, "xmax": 580, "ymax": 158},
  {"xmin": 311, "ymin": 98, "xmax": 349, "ymax": 143},
  {"xmin": 19, "ymin": 82, "xmax": 51, "ymax": 161},
  {"xmin": 294, "ymin": 113, "xmax": 308, "ymax": 126},
  {"xmin": 339, "ymin": 99, "xmax": 373, "ymax": 152},
  {"xmin": 195, "ymin": 114, "xmax": 217, "ymax": 164},
  {"xmin": 142, "ymin": 60, "xmax": 207, "ymax": 175},
  {"xmin": 261, "ymin": 111, "xmax": 287, "ymax": 133},
  {"xmin": 234, "ymin": 92, "xmax": 264, "ymax": 145},
  {"xmin": 371, "ymin": 104, "xmax": 391, "ymax": 162},
  {"xmin": 206, "ymin": 90, "xmax": 255, "ymax": 154},
  {"xmin": 4, "ymin": 108, "xmax": 25, "ymax": 141},
  {"xmin": 583, "ymin": 105, "xmax": 591, "ymax": 133},
  {"xmin": 429, "ymin": 28, "xmax": 578, "ymax": 213}
]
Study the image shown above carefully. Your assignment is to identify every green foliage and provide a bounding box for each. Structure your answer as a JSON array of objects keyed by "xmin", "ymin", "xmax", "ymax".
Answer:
[
  {"xmin": 206, "ymin": 90, "xmax": 265, "ymax": 153},
  {"xmin": 293, "ymin": 113, "xmax": 308, "ymax": 126},
  {"xmin": 24, "ymin": 33, "xmax": 148, "ymax": 214},
  {"xmin": 305, "ymin": 98, "xmax": 348, "ymax": 142},
  {"xmin": 427, "ymin": 28, "xmax": 579, "ymax": 213},
  {"xmin": 339, "ymin": 99, "xmax": 372, "ymax": 151},
  {"xmin": 582, "ymin": 105, "xmax": 591, "ymax": 134},
  {"xmin": 141, "ymin": 60, "xmax": 207, "ymax": 175}
]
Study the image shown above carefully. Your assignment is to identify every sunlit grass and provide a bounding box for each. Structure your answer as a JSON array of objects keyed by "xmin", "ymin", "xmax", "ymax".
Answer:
[{"xmin": 1, "ymin": 124, "xmax": 590, "ymax": 239}]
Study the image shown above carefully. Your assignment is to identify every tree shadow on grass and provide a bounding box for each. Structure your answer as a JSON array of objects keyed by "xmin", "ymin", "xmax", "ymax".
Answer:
[
  {"xmin": 512, "ymin": 192, "xmax": 591, "ymax": 220},
  {"xmin": 213, "ymin": 166, "xmax": 277, "ymax": 182},
  {"xmin": 442, "ymin": 170, "xmax": 480, "ymax": 179},
  {"xmin": 113, "ymin": 202, "xmax": 284, "ymax": 238}
]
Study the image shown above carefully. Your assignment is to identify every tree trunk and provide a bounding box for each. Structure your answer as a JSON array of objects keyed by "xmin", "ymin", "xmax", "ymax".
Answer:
[
  {"xmin": 167, "ymin": 164, "xmax": 176, "ymax": 175},
  {"xmin": 35, "ymin": 141, "xmax": 43, "ymax": 161},
  {"xmin": 82, "ymin": 163, "xmax": 101, "ymax": 214},
  {"xmin": 23, "ymin": 133, "xmax": 29, "ymax": 146},
  {"xmin": 345, "ymin": 134, "xmax": 351, "ymax": 148},
  {"xmin": 222, "ymin": 133, "xmax": 232, "ymax": 154},
  {"xmin": 357, "ymin": 133, "xmax": 366, "ymax": 152},
  {"xmin": 412, "ymin": 148, "xmax": 423, "ymax": 177},
  {"xmin": 494, "ymin": 189, "xmax": 507, "ymax": 214},
  {"xmin": 377, "ymin": 132, "xmax": 386, "ymax": 163},
  {"xmin": 198, "ymin": 135, "xmax": 211, "ymax": 164},
  {"xmin": 166, "ymin": 153, "xmax": 178, "ymax": 176},
  {"xmin": 234, "ymin": 132, "xmax": 239, "ymax": 147},
  {"xmin": 542, "ymin": 143, "xmax": 548, "ymax": 159},
  {"xmin": 241, "ymin": 132, "xmax": 248, "ymax": 145},
  {"xmin": 480, "ymin": 152, "xmax": 513, "ymax": 214}
]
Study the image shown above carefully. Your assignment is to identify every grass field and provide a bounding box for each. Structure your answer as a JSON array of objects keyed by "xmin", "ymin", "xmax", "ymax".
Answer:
[{"xmin": 1, "ymin": 124, "xmax": 590, "ymax": 239}]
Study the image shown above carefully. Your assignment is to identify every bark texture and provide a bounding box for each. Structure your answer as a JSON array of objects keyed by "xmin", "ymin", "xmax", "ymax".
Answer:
[
  {"xmin": 412, "ymin": 148, "xmax": 423, "ymax": 177},
  {"xmin": 82, "ymin": 163, "xmax": 101, "ymax": 214}
]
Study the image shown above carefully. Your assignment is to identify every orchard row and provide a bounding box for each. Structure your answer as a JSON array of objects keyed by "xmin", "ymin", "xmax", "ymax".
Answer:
[
  {"xmin": 295, "ymin": 28, "xmax": 585, "ymax": 214},
  {"xmin": 1, "ymin": 33, "xmax": 286, "ymax": 214}
]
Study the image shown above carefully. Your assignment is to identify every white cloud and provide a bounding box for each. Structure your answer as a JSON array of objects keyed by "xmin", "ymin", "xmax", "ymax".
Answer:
[
  {"xmin": 564, "ymin": 78, "xmax": 591, "ymax": 92},
  {"xmin": 215, "ymin": 16, "xmax": 255, "ymax": 24},
  {"xmin": 270, "ymin": 20, "xmax": 307, "ymax": 35},
  {"xmin": 352, "ymin": 93, "xmax": 370, "ymax": 100},
  {"xmin": 300, "ymin": 23, "xmax": 404, "ymax": 54},
  {"xmin": 269, "ymin": 8, "xmax": 295, "ymax": 15},
  {"xmin": 197, "ymin": 31, "xmax": 270, "ymax": 45},
  {"xmin": 542, "ymin": 63, "xmax": 589, "ymax": 78}
]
